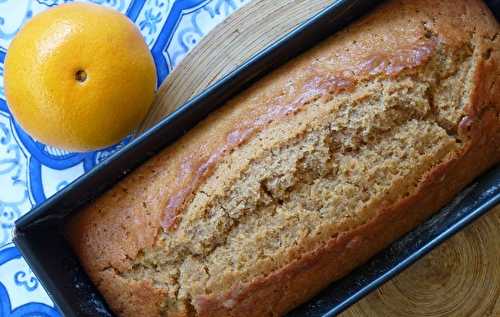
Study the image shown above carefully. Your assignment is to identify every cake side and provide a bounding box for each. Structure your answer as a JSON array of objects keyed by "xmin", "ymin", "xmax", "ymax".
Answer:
[{"xmin": 66, "ymin": 0, "xmax": 500, "ymax": 316}]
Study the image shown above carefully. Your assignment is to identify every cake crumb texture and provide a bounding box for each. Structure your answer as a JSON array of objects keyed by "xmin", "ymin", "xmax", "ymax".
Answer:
[{"xmin": 67, "ymin": 0, "xmax": 500, "ymax": 316}]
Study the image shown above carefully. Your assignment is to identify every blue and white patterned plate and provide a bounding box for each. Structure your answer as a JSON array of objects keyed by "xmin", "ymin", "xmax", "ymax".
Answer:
[{"xmin": 0, "ymin": 0, "xmax": 249, "ymax": 314}]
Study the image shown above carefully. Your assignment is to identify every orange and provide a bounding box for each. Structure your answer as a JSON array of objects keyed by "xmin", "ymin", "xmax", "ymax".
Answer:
[{"xmin": 4, "ymin": 3, "xmax": 156, "ymax": 151}]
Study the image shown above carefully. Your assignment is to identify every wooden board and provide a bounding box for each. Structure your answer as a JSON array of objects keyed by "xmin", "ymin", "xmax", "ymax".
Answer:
[
  {"xmin": 343, "ymin": 205, "xmax": 500, "ymax": 317},
  {"xmin": 139, "ymin": 1, "xmax": 500, "ymax": 315}
]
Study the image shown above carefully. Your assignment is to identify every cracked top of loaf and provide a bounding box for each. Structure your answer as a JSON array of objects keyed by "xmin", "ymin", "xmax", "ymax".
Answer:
[{"xmin": 67, "ymin": 1, "xmax": 500, "ymax": 316}]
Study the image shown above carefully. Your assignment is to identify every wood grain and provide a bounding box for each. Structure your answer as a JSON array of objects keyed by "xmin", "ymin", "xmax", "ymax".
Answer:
[
  {"xmin": 137, "ymin": 0, "xmax": 333, "ymax": 133},
  {"xmin": 341, "ymin": 205, "xmax": 500, "ymax": 317},
  {"xmin": 139, "ymin": 1, "xmax": 500, "ymax": 315}
]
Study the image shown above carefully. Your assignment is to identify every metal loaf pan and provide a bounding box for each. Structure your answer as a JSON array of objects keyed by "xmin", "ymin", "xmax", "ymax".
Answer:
[{"xmin": 14, "ymin": 0, "xmax": 500, "ymax": 316}]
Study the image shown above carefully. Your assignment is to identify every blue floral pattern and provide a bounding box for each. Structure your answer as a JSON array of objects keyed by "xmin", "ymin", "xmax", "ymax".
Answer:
[
  {"xmin": 0, "ymin": 113, "xmax": 30, "ymax": 247},
  {"xmin": 0, "ymin": 0, "xmax": 247, "ymax": 314},
  {"xmin": 0, "ymin": 243, "xmax": 58, "ymax": 316},
  {"xmin": 138, "ymin": 0, "xmax": 173, "ymax": 46},
  {"xmin": 14, "ymin": 271, "xmax": 38, "ymax": 292}
]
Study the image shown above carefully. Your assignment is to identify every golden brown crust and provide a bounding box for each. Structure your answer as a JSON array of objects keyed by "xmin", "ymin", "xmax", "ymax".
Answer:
[
  {"xmin": 193, "ymin": 97, "xmax": 500, "ymax": 317},
  {"xmin": 66, "ymin": 0, "xmax": 500, "ymax": 316},
  {"xmin": 192, "ymin": 2, "xmax": 500, "ymax": 315},
  {"xmin": 98, "ymin": 270, "xmax": 166, "ymax": 317}
]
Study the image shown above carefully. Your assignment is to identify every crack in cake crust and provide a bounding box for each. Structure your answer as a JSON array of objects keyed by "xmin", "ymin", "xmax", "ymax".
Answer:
[
  {"xmin": 66, "ymin": 1, "xmax": 500, "ymax": 316},
  {"xmin": 121, "ymin": 43, "xmax": 474, "ymax": 311}
]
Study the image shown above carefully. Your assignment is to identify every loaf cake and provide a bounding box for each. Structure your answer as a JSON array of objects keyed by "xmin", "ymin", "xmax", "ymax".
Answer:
[{"xmin": 67, "ymin": 0, "xmax": 500, "ymax": 316}]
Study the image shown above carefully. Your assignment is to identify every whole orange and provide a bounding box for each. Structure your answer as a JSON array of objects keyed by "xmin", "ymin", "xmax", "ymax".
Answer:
[{"xmin": 4, "ymin": 3, "xmax": 156, "ymax": 151}]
